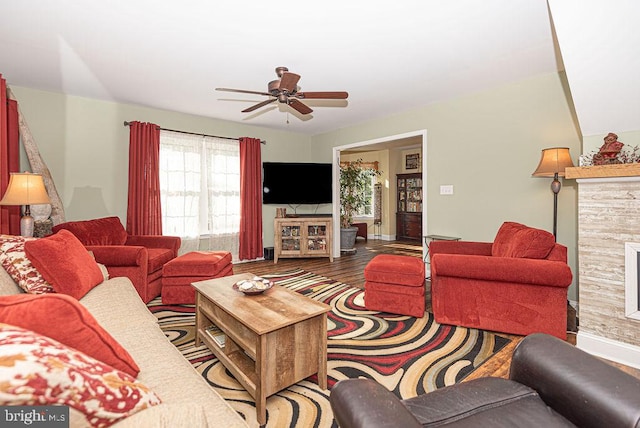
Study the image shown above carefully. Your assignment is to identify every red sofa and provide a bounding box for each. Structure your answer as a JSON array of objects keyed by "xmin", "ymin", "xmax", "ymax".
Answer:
[
  {"xmin": 52, "ymin": 216, "xmax": 181, "ymax": 303},
  {"xmin": 429, "ymin": 222, "xmax": 572, "ymax": 339}
]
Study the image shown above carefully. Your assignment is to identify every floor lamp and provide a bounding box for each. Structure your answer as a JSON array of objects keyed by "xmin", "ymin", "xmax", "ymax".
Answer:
[
  {"xmin": 0, "ymin": 172, "xmax": 51, "ymax": 237},
  {"xmin": 532, "ymin": 147, "xmax": 574, "ymax": 241}
]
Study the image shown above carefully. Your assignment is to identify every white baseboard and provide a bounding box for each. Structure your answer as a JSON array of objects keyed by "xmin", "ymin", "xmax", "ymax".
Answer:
[
  {"xmin": 367, "ymin": 233, "xmax": 395, "ymax": 241},
  {"xmin": 576, "ymin": 331, "xmax": 640, "ymax": 370}
]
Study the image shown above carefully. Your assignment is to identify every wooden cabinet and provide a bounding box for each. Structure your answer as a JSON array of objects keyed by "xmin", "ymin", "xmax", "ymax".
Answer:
[
  {"xmin": 396, "ymin": 173, "xmax": 423, "ymax": 240},
  {"xmin": 274, "ymin": 216, "xmax": 333, "ymax": 263}
]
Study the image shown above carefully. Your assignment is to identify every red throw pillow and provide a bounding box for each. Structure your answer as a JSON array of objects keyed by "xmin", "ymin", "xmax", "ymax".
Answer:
[
  {"xmin": 0, "ymin": 293, "xmax": 140, "ymax": 377},
  {"xmin": 24, "ymin": 229, "xmax": 104, "ymax": 300},
  {"xmin": 492, "ymin": 222, "xmax": 555, "ymax": 259},
  {"xmin": 508, "ymin": 227, "xmax": 556, "ymax": 259}
]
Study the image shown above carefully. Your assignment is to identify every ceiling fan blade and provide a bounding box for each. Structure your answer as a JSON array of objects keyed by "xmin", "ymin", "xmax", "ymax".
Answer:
[
  {"xmin": 216, "ymin": 87, "xmax": 272, "ymax": 97},
  {"xmin": 242, "ymin": 98, "xmax": 276, "ymax": 113},
  {"xmin": 288, "ymin": 99, "xmax": 313, "ymax": 115},
  {"xmin": 279, "ymin": 72, "xmax": 300, "ymax": 93},
  {"xmin": 296, "ymin": 91, "xmax": 349, "ymax": 99}
]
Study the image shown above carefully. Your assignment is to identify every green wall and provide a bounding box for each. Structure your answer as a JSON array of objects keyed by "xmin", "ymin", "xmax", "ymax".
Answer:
[{"xmin": 312, "ymin": 72, "xmax": 581, "ymax": 300}]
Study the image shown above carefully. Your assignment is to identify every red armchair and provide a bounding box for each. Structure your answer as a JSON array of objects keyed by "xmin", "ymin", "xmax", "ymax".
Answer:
[
  {"xmin": 429, "ymin": 222, "xmax": 572, "ymax": 339},
  {"xmin": 52, "ymin": 216, "xmax": 180, "ymax": 303}
]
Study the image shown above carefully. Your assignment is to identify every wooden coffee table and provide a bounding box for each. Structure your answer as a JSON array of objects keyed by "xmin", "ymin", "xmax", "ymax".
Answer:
[{"xmin": 193, "ymin": 273, "xmax": 330, "ymax": 425}]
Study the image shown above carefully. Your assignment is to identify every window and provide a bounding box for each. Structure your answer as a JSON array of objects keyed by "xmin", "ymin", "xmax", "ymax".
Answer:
[
  {"xmin": 340, "ymin": 159, "xmax": 379, "ymax": 219},
  {"xmin": 355, "ymin": 176, "xmax": 376, "ymax": 217},
  {"xmin": 159, "ymin": 131, "xmax": 240, "ymax": 260}
]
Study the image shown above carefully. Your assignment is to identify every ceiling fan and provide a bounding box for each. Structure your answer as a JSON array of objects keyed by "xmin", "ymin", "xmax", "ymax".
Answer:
[{"xmin": 216, "ymin": 66, "xmax": 348, "ymax": 115}]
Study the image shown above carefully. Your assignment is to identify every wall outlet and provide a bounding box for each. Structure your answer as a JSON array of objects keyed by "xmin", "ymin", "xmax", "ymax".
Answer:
[{"xmin": 440, "ymin": 185, "xmax": 454, "ymax": 195}]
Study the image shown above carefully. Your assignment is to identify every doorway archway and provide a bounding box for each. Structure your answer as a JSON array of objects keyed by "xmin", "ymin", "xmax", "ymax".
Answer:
[{"xmin": 331, "ymin": 129, "xmax": 428, "ymax": 259}]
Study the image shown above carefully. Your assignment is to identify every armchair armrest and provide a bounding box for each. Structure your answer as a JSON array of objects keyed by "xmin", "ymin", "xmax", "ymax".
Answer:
[
  {"xmin": 431, "ymin": 254, "xmax": 572, "ymax": 287},
  {"xmin": 429, "ymin": 240, "xmax": 493, "ymax": 256},
  {"xmin": 330, "ymin": 379, "xmax": 421, "ymax": 428},
  {"xmin": 87, "ymin": 245, "xmax": 148, "ymax": 268},
  {"xmin": 510, "ymin": 333, "xmax": 640, "ymax": 428},
  {"xmin": 125, "ymin": 235, "xmax": 181, "ymax": 255}
]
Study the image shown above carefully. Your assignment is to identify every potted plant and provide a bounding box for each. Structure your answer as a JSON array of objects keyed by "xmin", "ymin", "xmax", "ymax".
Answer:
[{"xmin": 339, "ymin": 159, "xmax": 380, "ymax": 251}]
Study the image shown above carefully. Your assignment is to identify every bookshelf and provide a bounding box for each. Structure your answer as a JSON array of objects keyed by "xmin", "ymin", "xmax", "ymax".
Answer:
[{"xmin": 396, "ymin": 173, "xmax": 422, "ymax": 240}]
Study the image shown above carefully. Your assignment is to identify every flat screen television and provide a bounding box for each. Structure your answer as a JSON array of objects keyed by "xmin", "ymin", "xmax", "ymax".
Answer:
[{"xmin": 262, "ymin": 162, "xmax": 332, "ymax": 205}]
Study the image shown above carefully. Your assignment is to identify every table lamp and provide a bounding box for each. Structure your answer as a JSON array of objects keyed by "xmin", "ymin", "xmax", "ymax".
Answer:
[
  {"xmin": 532, "ymin": 147, "xmax": 574, "ymax": 240},
  {"xmin": 0, "ymin": 172, "xmax": 51, "ymax": 237}
]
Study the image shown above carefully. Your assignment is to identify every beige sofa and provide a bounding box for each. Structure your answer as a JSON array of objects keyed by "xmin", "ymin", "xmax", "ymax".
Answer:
[{"xmin": 0, "ymin": 265, "xmax": 248, "ymax": 428}]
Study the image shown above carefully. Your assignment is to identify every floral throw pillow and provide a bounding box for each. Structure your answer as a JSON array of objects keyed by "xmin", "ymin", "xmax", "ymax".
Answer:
[
  {"xmin": 0, "ymin": 323, "xmax": 161, "ymax": 428},
  {"xmin": 0, "ymin": 236, "xmax": 54, "ymax": 294}
]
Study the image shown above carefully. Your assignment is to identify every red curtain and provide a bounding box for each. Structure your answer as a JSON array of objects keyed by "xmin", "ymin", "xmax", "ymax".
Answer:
[
  {"xmin": 0, "ymin": 74, "xmax": 21, "ymax": 235},
  {"xmin": 239, "ymin": 137, "xmax": 263, "ymax": 260},
  {"xmin": 126, "ymin": 121, "xmax": 162, "ymax": 235}
]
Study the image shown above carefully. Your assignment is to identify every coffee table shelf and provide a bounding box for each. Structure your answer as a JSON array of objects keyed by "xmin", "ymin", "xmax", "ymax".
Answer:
[
  {"xmin": 197, "ymin": 325, "xmax": 258, "ymax": 396},
  {"xmin": 193, "ymin": 273, "xmax": 330, "ymax": 425}
]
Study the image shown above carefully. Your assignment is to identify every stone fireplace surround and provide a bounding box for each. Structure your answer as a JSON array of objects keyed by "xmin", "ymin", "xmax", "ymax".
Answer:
[{"xmin": 566, "ymin": 163, "xmax": 640, "ymax": 369}]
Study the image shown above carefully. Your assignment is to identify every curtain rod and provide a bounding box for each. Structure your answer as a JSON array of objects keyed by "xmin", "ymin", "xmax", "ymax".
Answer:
[{"xmin": 123, "ymin": 121, "xmax": 266, "ymax": 145}]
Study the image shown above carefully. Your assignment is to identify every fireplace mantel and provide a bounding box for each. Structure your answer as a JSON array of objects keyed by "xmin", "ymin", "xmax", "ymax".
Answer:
[{"xmin": 565, "ymin": 163, "xmax": 640, "ymax": 179}]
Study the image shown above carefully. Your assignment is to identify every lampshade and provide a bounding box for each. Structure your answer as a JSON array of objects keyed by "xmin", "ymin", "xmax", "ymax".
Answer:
[
  {"xmin": 532, "ymin": 147, "xmax": 575, "ymax": 178},
  {"xmin": 0, "ymin": 172, "xmax": 51, "ymax": 206}
]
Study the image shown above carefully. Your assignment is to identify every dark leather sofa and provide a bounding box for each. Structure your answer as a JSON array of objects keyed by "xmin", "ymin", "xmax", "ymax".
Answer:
[{"xmin": 330, "ymin": 333, "xmax": 640, "ymax": 427}]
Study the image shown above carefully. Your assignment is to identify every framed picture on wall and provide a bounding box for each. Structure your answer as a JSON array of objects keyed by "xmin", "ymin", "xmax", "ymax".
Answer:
[{"xmin": 406, "ymin": 153, "xmax": 420, "ymax": 170}]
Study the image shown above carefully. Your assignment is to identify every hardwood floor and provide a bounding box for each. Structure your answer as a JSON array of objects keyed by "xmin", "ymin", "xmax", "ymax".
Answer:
[{"xmin": 233, "ymin": 237, "xmax": 640, "ymax": 381}]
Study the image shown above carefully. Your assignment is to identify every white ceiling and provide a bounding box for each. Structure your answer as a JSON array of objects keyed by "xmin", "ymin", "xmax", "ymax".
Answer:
[
  {"xmin": 3, "ymin": 1, "xmax": 630, "ymax": 138},
  {"xmin": 547, "ymin": 0, "xmax": 640, "ymax": 137}
]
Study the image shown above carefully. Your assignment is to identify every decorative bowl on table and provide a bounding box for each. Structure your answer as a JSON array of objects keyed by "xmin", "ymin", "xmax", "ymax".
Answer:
[{"xmin": 232, "ymin": 277, "xmax": 273, "ymax": 295}]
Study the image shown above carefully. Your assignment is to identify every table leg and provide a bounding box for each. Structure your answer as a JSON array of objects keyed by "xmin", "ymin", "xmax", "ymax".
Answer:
[
  {"xmin": 256, "ymin": 396, "xmax": 267, "ymax": 426},
  {"xmin": 256, "ymin": 335, "xmax": 267, "ymax": 425},
  {"xmin": 318, "ymin": 313, "xmax": 328, "ymax": 390},
  {"xmin": 423, "ymin": 236, "xmax": 430, "ymax": 263},
  {"xmin": 194, "ymin": 293, "xmax": 202, "ymax": 347}
]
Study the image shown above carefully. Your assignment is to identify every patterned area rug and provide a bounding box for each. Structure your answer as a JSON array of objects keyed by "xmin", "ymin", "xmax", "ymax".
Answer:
[{"xmin": 148, "ymin": 269, "xmax": 510, "ymax": 428}]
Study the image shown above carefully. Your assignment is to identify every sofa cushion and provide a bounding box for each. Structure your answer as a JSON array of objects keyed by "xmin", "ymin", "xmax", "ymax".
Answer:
[
  {"xmin": 0, "ymin": 323, "xmax": 161, "ymax": 427},
  {"xmin": 510, "ymin": 227, "xmax": 556, "ymax": 259},
  {"xmin": 52, "ymin": 216, "xmax": 128, "ymax": 246},
  {"xmin": 78, "ymin": 277, "xmax": 250, "ymax": 427},
  {"xmin": 113, "ymin": 402, "xmax": 210, "ymax": 428},
  {"xmin": 0, "ymin": 293, "xmax": 139, "ymax": 377},
  {"xmin": 403, "ymin": 377, "xmax": 574, "ymax": 427},
  {"xmin": 0, "ymin": 264, "xmax": 23, "ymax": 295},
  {"xmin": 492, "ymin": 222, "xmax": 526, "ymax": 257},
  {"xmin": 492, "ymin": 222, "xmax": 555, "ymax": 259},
  {"xmin": 24, "ymin": 230, "xmax": 104, "ymax": 300},
  {"xmin": 0, "ymin": 235, "xmax": 54, "ymax": 294}
]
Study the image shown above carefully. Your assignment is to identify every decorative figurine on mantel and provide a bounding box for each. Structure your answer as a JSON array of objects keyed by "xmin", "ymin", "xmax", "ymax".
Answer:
[{"xmin": 593, "ymin": 132, "xmax": 624, "ymax": 165}]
